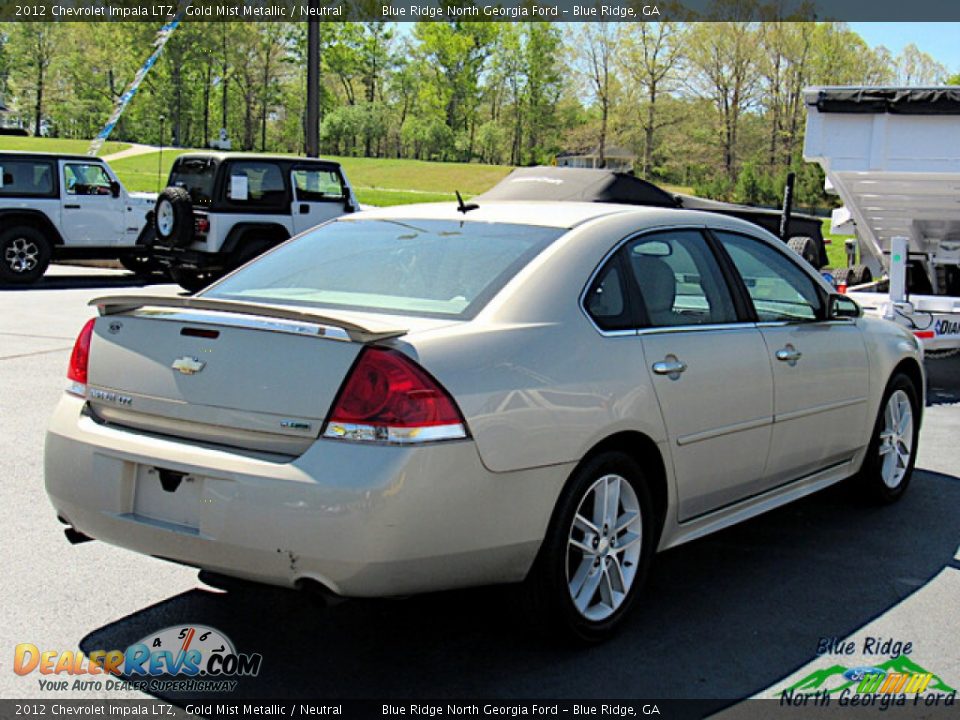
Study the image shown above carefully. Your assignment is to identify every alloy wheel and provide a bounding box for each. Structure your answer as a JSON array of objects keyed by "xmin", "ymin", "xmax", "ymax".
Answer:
[
  {"xmin": 879, "ymin": 389, "xmax": 914, "ymax": 489},
  {"xmin": 4, "ymin": 237, "xmax": 39, "ymax": 274},
  {"xmin": 566, "ymin": 473, "xmax": 643, "ymax": 621}
]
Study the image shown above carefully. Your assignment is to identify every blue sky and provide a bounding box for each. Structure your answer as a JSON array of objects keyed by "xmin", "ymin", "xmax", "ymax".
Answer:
[{"xmin": 849, "ymin": 23, "xmax": 960, "ymax": 73}]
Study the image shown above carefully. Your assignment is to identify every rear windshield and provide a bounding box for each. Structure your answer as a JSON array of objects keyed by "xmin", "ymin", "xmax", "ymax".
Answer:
[
  {"xmin": 205, "ymin": 218, "xmax": 564, "ymax": 319},
  {"xmin": 168, "ymin": 158, "xmax": 217, "ymax": 205}
]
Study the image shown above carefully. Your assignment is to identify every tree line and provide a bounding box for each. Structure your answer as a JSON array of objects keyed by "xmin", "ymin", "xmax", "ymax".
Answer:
[{"xmin": 0, "ymin": 14, "xmax": 956, "ymax": 208}]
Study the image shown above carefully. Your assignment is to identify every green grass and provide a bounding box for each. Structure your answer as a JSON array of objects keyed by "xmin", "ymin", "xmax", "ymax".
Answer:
[
  {"xmin": 822, "ymin": 217, "xmax": 855, "ymax": 270},
  {"xmin": 0, "ymin": 136, "xmax": 131, "ymax": 157}
]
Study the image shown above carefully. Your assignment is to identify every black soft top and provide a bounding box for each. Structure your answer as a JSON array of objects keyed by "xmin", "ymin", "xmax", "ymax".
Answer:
[
  {"xmin": 475, "ymin": 167, "xmax": 679, "ymax": 207},
  {"xmin": 805, "ymin": 87, "xmax": 960, "ymax": 115}
]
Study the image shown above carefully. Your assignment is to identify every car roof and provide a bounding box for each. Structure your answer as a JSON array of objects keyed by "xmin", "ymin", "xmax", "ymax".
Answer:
[
  {"xmin": 175, "ymin": 152, "xmax": 342, "ymax": 166},
  {"xmin": 0, "ymin": 150, "xmax": 103, "ymax": 162},
  {"xmin": 348, "ymin": 200, "xmax": 778, "ymax": 233}
]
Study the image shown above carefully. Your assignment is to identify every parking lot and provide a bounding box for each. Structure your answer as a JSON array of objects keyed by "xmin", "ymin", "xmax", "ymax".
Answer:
[{"xmin": 2, "ymin": 266, "xmax": 959, "ymax": 707}]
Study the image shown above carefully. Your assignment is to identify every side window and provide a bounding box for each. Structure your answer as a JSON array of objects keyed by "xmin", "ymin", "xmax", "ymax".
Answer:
[
  {"xmin": 224, "ymin": 162, "xmax": 286, "ymax": 206},
  {"xmin": 625, "ymin": 230, "xmax": 737, "ymax": 328},
  {"xmin": 64, "ymin": 164, "xmax": 112, "ymax": 196},
  {"xmin": 0, "ymin": 161, "xmax": 54, "ymax": 197},
  {"xmin": 714, "ymin": 231, "xmax": 823, "ymax": 322},
  {"xmin": 292, "ymin": 168, "xmax": 344, "ymax": 201},
  {"xmin": 585, "ymin": 259, "xmax": 632, "ymax": 331}
]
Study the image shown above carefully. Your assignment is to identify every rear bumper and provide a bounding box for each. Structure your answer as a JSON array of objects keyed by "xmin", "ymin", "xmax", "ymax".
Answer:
[{"xmin": 45, "ymin": 394, "xmax": 570, "ymax": 597}]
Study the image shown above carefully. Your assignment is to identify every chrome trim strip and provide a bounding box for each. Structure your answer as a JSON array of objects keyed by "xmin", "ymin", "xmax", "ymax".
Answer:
[
  {"xmin": 130, "ymin": 308, "xmax": 353, "ymax": 341},
  {"xmin": 638, "ymin": 322, "xmax": 757, "ymax": 337},
  {"xmin": 676, "ymin": 416, "xmax": 773, "ymax": 446},
  {"xmin": 774, "ymin": 396, "xmax": 867, "ymax": 424},
  {"xmin": 755, "ymin": 319, "xmax": 855, "ymax": 328}
]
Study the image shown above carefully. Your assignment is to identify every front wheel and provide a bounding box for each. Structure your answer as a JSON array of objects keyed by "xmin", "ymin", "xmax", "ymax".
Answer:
[
  {"xmin": 855, "ymin": 374, "xmax": 921, "ymax": 503},
  {"xmin": 523, "ymin": 452, "xmax": 655, "ymax": 643}
]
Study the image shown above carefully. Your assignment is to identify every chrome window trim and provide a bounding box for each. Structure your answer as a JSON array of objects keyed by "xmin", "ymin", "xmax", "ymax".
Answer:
[
  {"xmin": 580, "ymin": 224, "xmax": 706, "ymax": 336},
  {"xmin": 637, "ymin": 322, "xmax": 758, "ymax": 337}
]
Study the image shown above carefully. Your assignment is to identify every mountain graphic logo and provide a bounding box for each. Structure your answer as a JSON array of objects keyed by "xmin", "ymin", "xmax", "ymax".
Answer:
[{"xmin": 780, "ymin": 655, "xmax": 956, "ymax": 696}]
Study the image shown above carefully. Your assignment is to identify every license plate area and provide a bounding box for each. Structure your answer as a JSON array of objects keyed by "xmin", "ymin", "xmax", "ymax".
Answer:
[{"xmin": 133, "ymin": 465, "xmax": 202, "ymax": 530}]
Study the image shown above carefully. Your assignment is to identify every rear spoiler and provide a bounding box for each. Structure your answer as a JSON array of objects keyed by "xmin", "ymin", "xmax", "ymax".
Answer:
[{"xmin": 89, "ymin": 295, "xmax": 408, "ymax": 343}]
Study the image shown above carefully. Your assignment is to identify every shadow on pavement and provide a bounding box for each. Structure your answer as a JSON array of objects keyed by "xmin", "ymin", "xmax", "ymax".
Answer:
[
  {"xmin": 0, "ymin": 273, "xmax": 166, "ymax": 292},
  {"xmin": 79, "ymin": 468, "xmax": 960, "ymax": 703}
]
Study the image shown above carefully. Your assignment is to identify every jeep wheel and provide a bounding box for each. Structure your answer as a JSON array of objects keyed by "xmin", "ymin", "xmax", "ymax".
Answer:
[
  {"xmin": 0, "ymin": 226, "xmax": 52, "ymax": 284},
  {"xmin": 170, "ymin": 267, "xmax": 216, "ymax": 294},
  {"xmin": 154, "ymin": 187, "xmax": 194, "ymax": 248}
]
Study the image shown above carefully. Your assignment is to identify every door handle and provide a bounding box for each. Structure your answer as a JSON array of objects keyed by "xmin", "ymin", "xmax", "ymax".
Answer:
[
  {"xmin": 64, "ymin": 204, "xmax": 80, "ymax": 209},
  {"xmin": 775, "ymin": 345, "xmax": 803, "ymax": 365},
  {"xmin": 299, "ymin": 204, "xmax": 309, "ymax": 214},
  {"xmin": 652, "ymin": 356, "xmax": 687, "ymax": 380}
]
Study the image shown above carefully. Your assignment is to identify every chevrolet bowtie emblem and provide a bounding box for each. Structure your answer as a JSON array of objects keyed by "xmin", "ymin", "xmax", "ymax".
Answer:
[{"xmin": 172, "ymin": 356, "xmax": 206, "ymax": 375}]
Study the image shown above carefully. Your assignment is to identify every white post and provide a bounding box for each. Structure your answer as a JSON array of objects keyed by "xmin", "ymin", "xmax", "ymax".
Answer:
[{"xmin": 889, "ymin": 236, "xmax": 909, "ymax": 305}]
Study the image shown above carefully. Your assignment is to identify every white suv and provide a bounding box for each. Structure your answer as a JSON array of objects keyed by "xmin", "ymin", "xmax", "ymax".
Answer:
[
  {"xmin": 0, "ymin": 152, "xmax": 157, "ymax": 284},
  {"xmin": 151, "ymin": 153, "xmax": 358, "ymax": 291}
]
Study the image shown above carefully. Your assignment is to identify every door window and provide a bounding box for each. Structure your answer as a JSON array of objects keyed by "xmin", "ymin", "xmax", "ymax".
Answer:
[
  {"xmin": 714, "ymin": 231, "xmax": 822, "ymax": 322},
  {"xmin": 292, "ymin": 168, "xmax": 344, "ymax": 201},
  {"xmin": 625, "ymin": 230, "xmax": 737, "ymax": 327},
  {"xmin": 584, "ymin": 259, "xmax": 632, "ymax": 331},
  {"xmin": 64, "ymin": 164, "xmax": 112, "ymax": 196}
]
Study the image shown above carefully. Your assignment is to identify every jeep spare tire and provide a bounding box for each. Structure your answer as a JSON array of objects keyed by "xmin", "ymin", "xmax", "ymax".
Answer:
[{"xmin": 154, "ymin": 187, "xmax": 194, "ymax": 248}]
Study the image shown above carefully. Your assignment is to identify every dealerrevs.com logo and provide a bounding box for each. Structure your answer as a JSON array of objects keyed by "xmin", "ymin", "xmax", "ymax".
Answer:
[{"xmin": 14, "ymin": 625, "xmax": 262, "ymax": 693}]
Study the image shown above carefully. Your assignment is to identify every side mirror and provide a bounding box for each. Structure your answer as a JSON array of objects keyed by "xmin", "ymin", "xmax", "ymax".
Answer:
[
  {"xmin": 109, "ymin": 180, "xmax": 121, "ymax": 198},
  {"xmin": 344, "ymin": 196, "xmax": 356, "ymax": 213},
  {"xmin": 829, "ymin": 294, "xmax": 861, "ymax": 320}
]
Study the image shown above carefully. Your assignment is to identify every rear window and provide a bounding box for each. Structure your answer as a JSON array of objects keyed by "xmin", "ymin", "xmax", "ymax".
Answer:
[
  {"xmin": 168, "ymin": 158, "xmax": 217, "ymax": 205},
  {"xmin": 205, "ymin": 218, "xmax": 564, "ymax": 319},
  {"xmin": 0, "ymin": 160, "xmax": 55, "ymax": 197}
]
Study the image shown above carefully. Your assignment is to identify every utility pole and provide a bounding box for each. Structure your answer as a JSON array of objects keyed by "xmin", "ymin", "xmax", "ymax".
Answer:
[{"xmin": 305, "ymin": 6, "xmax": 320, "ymax": 158}]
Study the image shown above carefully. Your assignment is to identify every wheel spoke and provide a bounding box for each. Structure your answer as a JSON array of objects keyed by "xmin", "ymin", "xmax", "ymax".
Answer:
[
  {"xmin": 614, "ymin": 509, "xmax": 639, "ymax": 533},
  {"xmin": 598, "ymin": 567, "xmax": 614, "ymax": 608},
  {"xmin": 568, "ymin": 558, "xmax": 593, "ymax": 599},
  {"xmin": 574, "ymin": 513, "xmax": 599, "ymax": 535},
  {"xmin": 613, "ymin": 530, "xmax": 642, "ymax": 553},
  {"xmin": 569, "ymin": 537, "xmax": 596, "ymax": 556},
  {"xmin": 605, "ymin": 476, "xmax": 621, "ymax": 528},
  {"xmin": 574, "ymin": 568, "xmax": 603, "ymax": 613},
  {"xmin": 608, "ymin": 554, "xmax": 627, "ymax": 593}
]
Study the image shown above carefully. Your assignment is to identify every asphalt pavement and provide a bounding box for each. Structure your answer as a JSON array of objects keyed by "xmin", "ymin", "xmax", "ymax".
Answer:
[{"xmin": 1, "ymin": 266, "xmax": 958, "ymax": 708}]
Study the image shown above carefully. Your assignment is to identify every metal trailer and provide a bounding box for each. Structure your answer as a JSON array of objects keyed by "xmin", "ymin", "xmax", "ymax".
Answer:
[{"xmin": 804, "ymin": 86, "xmax": 960, "ymax": 357}]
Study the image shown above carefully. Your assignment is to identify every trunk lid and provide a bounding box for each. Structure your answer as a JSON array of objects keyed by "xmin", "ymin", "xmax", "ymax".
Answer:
[{"xmin": 84, "ymin": 296, "xmax": 411, "ymax": 456}]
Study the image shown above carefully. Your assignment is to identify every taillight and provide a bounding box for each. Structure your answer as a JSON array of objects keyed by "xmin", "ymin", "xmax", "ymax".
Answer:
[
  {"xmin": 66, "ymin": 318, "xmax": 96, "ymax": 397},
  {"xmin": 322, "ymin": 347, "xmax": 467, "ymax": 444},
  {"xmin": 195, "ymin": 217, "xmax": 210, "ymax": 234}
]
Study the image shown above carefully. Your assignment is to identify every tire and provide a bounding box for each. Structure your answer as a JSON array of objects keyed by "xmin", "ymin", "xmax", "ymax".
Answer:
[
  {"xmin": 832, "ymin": 267, "xmax": 853, "ymax": 288},
  {"xmin": 854, "ymin": 373, "xmax": 921, "ymax": 504},
  {"xmin": 170, "ymin": 266, "xmax": 216, "ymax": 294},
  {"xmin": 522, "ymin": 452, "xmax": 656, "ymax": 643},
  {"xmin": 788, "ymin": 236, "xmax": 820, "ymax": 268},
  {"xmin": 0, "ymin": 225, "xmax": 52, "ymax": 284},
  {"xmin": 154, "ymin": 187, "xmax": 194, "ymax": 248},
  {"xmin": 849, "ymin": 264, "xmax": 873, "ymax": 287}
]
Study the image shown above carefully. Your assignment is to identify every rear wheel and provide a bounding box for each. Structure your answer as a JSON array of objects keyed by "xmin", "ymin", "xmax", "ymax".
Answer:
[
  {"xmin": 0, "ymin": 226, "xmax": 51, "ymax": 284},
  {"xmin": 855, "ymin": 374, "xmax": 920, "ymax": 503},
  {"xmin": 788, "ymin": 236, "xmax": 820, "ymax": 268},
  {"xmin": 523, "ymin": 452, "xmax": 655, "ymax": 643}
]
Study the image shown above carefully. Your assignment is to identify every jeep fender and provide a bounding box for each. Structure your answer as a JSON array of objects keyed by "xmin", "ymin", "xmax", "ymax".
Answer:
[{"xmin": 0, "ymin": 209, "xmax": 64, "ymax": 246}]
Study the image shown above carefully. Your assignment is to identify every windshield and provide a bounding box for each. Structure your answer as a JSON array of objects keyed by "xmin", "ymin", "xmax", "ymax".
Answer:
[
  {"xmin": 204, "ymin": 218, "xmax": 564, "ymax": 319},
  {"xmin": 168, "ymin": 158, "xmax": 217, "ymax": 206}
]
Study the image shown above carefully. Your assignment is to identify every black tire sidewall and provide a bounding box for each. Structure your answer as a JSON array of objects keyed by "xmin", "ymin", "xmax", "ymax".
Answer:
[
  {"xmin": 0, "ymin": 226, "xmax": 52, "ymax": 283},
  {"xmin": 526, "ymin": 452, "xmax": 656, "ymax": 643},
  {"xmin": 857, "ymin": 374, "xmax": 921, "ymax": 503},
  {"xmin": 154, "ymin": 188, "xmax": 194, "ymax": 248},
  {"xmin": 788, "ymin": 236, "xmax": 819, "ymax": 267}
]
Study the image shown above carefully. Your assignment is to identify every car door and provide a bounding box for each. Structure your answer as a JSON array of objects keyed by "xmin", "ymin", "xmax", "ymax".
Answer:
[
  {"xmin": 712, "ymin": 230, "xmax": 870, "ymax": 485},
  {"xmin": 290, "ymin": 166, "xmax": 351, "ymax": 235},
  {"xmin": 618, "ymin": 229, "xmax": 775, "ymax": 522},
  {"xmin": 59, "ymin": 161, "xmax": 123, "ymax": 246}
]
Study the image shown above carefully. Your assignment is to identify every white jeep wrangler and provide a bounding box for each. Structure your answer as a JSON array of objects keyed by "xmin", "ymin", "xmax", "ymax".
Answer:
[
  {"xmin": 0, "ymin": 151, "xmax": 157, "ymax": 284},
  {"xmin": 152, "ymin": 153, "xmax": 358, "ymax": 291}
]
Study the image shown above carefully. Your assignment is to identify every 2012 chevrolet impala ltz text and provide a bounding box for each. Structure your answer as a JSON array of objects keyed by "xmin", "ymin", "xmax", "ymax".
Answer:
[{"xmin": 44, "ymin": 201, "xmax": 923, "ymax": 641}]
